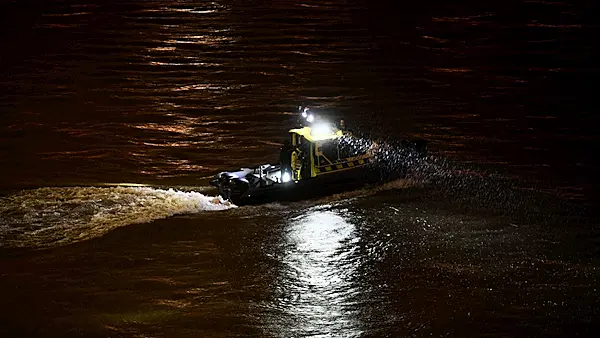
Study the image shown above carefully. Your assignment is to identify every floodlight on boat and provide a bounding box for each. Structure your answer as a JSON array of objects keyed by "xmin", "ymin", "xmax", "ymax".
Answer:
[{"xmin": 311, "ymin": 123, "xmax": 333, "ymax": 138}]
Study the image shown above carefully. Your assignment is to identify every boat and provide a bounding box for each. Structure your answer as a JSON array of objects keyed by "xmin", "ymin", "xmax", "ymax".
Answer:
[{"xmin": 210, "ymin": 107, "xmax": 425, "ymax": 204}]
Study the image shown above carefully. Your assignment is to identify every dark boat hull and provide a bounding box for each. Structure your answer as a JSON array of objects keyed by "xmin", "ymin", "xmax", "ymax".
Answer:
[{"xmin": 215, "ymin": 165, "xmax": 385, "ymax": 205}]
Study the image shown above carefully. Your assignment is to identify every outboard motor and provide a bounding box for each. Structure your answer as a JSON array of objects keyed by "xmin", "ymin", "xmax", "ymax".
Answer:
[
  {"xmin": 210, "ymin": 169, "xmax": 253, "ymax": 203},
  {"xmin": 216, "ymin": 174, "xmax": 233, "ymax": 201}
]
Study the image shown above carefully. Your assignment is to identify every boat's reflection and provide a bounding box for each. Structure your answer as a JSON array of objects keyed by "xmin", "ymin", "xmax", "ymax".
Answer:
[{"xmin": 268, "ymin": 206, "xmax": 363, "ymax": 337}]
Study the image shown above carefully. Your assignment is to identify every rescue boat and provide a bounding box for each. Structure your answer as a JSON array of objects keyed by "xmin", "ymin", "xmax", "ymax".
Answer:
[{"xmin": 210, "ymin": 107, "xmax": 425, "ymax": 204}]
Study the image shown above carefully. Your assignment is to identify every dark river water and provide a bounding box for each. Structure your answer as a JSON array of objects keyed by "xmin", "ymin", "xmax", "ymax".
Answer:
[{"xmin": 1, "ymin": 0, "xmax": 598, "ymax": 336}]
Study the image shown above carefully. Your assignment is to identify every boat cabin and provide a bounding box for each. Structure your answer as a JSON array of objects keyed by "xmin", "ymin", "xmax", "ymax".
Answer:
[{"xmin": 281, "ymin": 124, "xmax": 373, "ymax": 182}]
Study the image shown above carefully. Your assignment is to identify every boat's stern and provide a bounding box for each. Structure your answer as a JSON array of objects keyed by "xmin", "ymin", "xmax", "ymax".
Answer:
[
  {"xmin": 210, "ymin": 168, "xmax": 253, "ymax": 202},
  {"xmin": 210, "ymin": 165, "xmax": 285, "ymax": 203}
]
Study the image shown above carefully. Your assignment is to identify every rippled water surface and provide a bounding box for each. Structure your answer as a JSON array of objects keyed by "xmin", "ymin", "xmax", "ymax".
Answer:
[{"xmin": 1, "ymin": 0, "xmax": 598, "ymax": 337}]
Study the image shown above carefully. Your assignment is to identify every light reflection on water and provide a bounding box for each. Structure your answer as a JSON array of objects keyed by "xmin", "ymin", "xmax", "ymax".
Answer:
[{"xmin": 268, "ymin": 206, "xmax": 363, "ymax": 337}]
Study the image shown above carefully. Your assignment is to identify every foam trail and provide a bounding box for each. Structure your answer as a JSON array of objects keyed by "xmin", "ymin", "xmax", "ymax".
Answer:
[{"xmin": 0, "ymin": 186, "xmax": 235, "ymax": 249}]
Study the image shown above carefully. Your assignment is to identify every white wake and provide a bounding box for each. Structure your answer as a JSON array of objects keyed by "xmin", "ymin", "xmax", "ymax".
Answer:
[{"xmin": 0, "ymin": 186, "xmax": 235, "ymax": 249}]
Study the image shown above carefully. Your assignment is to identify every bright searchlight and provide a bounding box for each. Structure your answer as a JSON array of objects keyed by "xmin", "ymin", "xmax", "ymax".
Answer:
[
  {"xmin": 281, "ymin": 172, "xmax": 291, "ymax": 183},
  {"xmin": 301, "ymin": 107, "xmax": 309, "ymax": 118},
  {"xmin": 311, "ymin": 123, "xmax": 333, "ymax": 138},
  {"xmin": 306, "ymin": 114, "xmax": 315, "ymax": 123}
]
